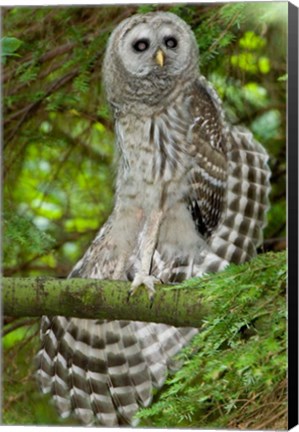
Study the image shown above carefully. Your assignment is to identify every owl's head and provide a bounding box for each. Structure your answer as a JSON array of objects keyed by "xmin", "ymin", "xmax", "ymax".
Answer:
[{"xmin": 103, "ymin": 12, "xmax": 199, "ymax": 111}]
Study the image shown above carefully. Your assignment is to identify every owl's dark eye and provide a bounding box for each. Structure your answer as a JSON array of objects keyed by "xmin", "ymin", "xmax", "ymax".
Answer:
[
  {"xmin": 133, "ymin": 38, "xmax": 150, "ymax": 52},
  {"xmin": 164, "ymin": 36, "xmax": 178, "ymax": 49}
]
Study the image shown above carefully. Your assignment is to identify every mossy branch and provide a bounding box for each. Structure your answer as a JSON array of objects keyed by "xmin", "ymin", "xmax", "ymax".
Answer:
[
  {"xmin": 2, "ymin": 251, "xmax": 286, "ymax": 328},
  {"xmin": 2, "ymin": 276, "xmax": 208, "ymax": 327}
]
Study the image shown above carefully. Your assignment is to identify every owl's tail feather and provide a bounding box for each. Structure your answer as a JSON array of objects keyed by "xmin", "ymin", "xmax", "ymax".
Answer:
[
  {"xmin": 37, "ymin": 316, "xmax": 197, "ymax": 426},
  {"xmin": 37, "ymin": 316, "xmax": 73, "ymax": 418}
]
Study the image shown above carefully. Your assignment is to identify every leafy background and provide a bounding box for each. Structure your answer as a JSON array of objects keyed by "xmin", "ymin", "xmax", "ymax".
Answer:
[{"xmin": 2, "ymin": 3, "xmax": 287, "ymax": 428}]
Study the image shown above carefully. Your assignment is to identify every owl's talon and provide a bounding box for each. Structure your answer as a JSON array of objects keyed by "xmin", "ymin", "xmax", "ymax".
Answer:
[
  {"xmin": 149, "ymin": 295, "xmax": 154, "ymax": 309},
  {"xmin": 127, "ymin": 290, "xmax": 133, "ymax": 303},
  {"xmin": 129, "ymin": 273, "xmax": 161, "ymax": 303}
]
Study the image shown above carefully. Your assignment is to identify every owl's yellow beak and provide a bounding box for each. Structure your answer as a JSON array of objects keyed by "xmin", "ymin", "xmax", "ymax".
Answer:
[{"xmin": 155, "ymin": 49, "xmax": 165, "ymax": 67}]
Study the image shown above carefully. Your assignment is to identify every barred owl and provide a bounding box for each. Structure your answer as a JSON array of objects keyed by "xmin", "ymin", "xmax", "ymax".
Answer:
[{"xmin": 37, "ymin": 12, "xmax": 271, "ymax": 426}]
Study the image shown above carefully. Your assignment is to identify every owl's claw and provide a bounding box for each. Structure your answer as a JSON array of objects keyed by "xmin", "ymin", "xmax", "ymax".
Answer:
[{"xmin": 128, "ymin": 273, "xmax": 161, "ymax": 305}]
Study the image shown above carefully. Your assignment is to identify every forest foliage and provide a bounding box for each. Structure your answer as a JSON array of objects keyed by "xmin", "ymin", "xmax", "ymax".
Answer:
[
  {"xmin": 136, "ymin": 251, "xmax": 287, "ymax": 429},
  {"xmin": 2, "ymin": 3, "xmax": 287, "ymax": 428}
]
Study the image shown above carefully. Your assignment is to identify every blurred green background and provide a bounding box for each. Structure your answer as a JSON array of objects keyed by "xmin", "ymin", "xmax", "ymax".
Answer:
[{"xmin": 2, "ymin": 3, "xmax": 287, "ymax": 427}]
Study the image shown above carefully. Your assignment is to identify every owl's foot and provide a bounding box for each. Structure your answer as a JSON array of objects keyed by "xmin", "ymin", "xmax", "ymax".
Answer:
[{"xmin": 128, "ymin": 273, "xmax": 161, "ymax": 306}]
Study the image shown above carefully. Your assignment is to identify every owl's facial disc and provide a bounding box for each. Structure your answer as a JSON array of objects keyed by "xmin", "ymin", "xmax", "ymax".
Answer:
[{"xmin": 118, "ymin": 19, "xmax": 196, "ymax": 78}]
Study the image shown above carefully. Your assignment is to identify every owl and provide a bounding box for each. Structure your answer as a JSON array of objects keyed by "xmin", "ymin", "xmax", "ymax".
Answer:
[{"xmin": 36, "ymin": 12, "xmax": 271, "ymax": 427}]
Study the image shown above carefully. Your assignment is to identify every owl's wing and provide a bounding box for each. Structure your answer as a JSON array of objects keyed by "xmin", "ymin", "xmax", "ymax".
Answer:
[
  {"xmin": 187, "ymin": 77, "xmax": 229, "ymax": 238},
  {"xmin": 188, "ymin": 77, "xmax": 271, "ymax": 266}
]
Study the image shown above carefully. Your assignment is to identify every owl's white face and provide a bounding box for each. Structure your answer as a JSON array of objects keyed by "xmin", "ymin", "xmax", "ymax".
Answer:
[
  {"xmin": 117, "ymin": 16, "xmax": 196, "ymax": 77},
  {"xmin": 103, "ymin": 12, "xmax": 199, "ymax": 109}
]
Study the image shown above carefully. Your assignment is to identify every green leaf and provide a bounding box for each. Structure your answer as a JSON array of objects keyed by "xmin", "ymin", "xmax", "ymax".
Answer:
[
  {"xmin": 258, "ymin": 56, "xmax": 271, "ymax": 74},
  {"xmin": 239, "ymin": 31, "xmax": 266, "ymax": 50},
  {"xmin": 278, "ymin": 73, "xmax": 288, "ymax": 81},
  {"xmin": 1, "ymin": 36, "xmax": 23, "ymax": 57}
]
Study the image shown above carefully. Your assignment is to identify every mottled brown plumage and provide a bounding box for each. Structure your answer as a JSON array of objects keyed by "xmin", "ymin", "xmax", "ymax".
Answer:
[{"xmin": 37, "ymin": 12, "xmax": 271, "ymax": 426}]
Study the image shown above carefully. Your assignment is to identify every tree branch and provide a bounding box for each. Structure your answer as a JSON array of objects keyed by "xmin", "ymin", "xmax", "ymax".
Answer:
[
  {"xmin": 3, "ymin": 252, "xmax": 286, "ymax": 328},
  {"xmin": 4, "ymin": 69, "xmax": 79, "ymax": 127},
  {"xmin": 2, "ymin": 277, "xmax": 207, "ymax": 327}
]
